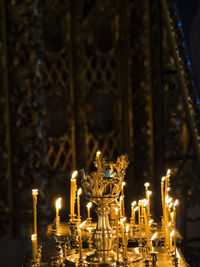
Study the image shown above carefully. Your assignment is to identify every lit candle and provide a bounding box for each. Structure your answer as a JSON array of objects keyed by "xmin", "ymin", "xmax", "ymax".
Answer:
[
  {"xmin": 87, "ymin": 202, "xmax": 92, "ymax": 219},
  {"xmin": 147, "ymin": 190, "xmax": 152, "ymax": 221},
  {"xmin": 125, "ymin": 225, "xmax": 129, "ymax": 258},
  {"xmin": 121, "ymin": 181, "xmax": 126, "ymax": 216},
  {"xmin": 165, "ymin": 170, "xmax": 171, "ymax": 200},
  {"xmin": 32, "ymin": 189, "xmax": 38, "ymax": 236},
  {"xmin": 55, "ymin": 197, "xmax": 62, "ymax": 222},
  {"xmin": 170, "ymin": 230, "xmax": 174, "ymax": 250},
  {"xmin": 138, "ymin": 202, "xmax": 141, "ymax": 247},
  {"xmin": 144, "ymin": 182, "xmax": 150, "ymax": 200},
  {"xmin": 70, "ymin": 170, "xmax": 78, "ymax": 218},
  {"xmin": 120, "ymin": 217, "xmax": 126, "ymax": 247},
  {"xmin": 77, "ymin": 188, "xmax": 82, "ymax": 221},
  {"xmin": 96, "ymin": 151, "xmax": 102, "ymax": 171},
  {"xmin": 173, "ymin": 199, "xmax": 179, "ymax": 251},
  {"xmin": 78, "ymin": 220, "xmax": 87, "ymax": 261},
  {"xmin": 143, "ymin": 200, "xmax": 149, "ymax": 247},
  {"xmin": 131, "ymin": 201, "xmax": 137, "ymax": 220},
  {"xmin": 115, "ymin": 208, "xmax": 119, "ymax": 262},
  {"xmin": 161, "ymin": 177, "xmax": 166, "ymax": 226},
  {"xmin": 31, "ymin": 234, "xmax": 37, "ymax": 261},
  {"xmin": 150, "ymin": 232, "xmax": 158, "ymax": 252}
]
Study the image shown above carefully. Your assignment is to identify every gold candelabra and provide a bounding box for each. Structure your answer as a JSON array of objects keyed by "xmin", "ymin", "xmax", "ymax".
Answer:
[{"xmin": 28, "ymin": 152, "xmax": 184, "ymax": 267}]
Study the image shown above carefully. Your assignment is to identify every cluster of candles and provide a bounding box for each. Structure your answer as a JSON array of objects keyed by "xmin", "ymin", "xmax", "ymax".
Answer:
[{"xmin": 30, "ymin": 151, "xmax": 179, "ymax": 262}]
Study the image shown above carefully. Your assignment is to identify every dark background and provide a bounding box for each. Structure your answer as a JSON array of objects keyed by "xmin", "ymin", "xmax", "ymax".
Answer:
[{"xmin": 1, "ymin": 0, "xmax": 200, "ymax": 266}]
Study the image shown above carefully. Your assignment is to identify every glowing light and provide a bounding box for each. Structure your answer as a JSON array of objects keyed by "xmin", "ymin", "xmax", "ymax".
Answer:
[
  {"xmin": 167, "ymin": 169, "xmax": 171, "ymax": 176},
  {"xmin": 122, "ymin": 181, "xmax": 126, "ymax": 187},
  {"xmin": 79, "ymin": 220, "xmax": 87, "ymax": 229},
  {"xmin": 72, "ymin": 170, "xmax": 78, "ymax": 179},
  {"xmin": 144, "ymin": 182, "xmax": 150, "ymax": 187},
  {"xmin": 55, "ymin": 197, "xmax": 62, "ymax": 210},
  {"xmin": 167, "ymin": 187, "xmax": 170, "ymax": 192},
  {"xmin": 147, "ymin": 190, "xmax": 152, "ymax": 197},
  {"xmin": 119, "ymin": 195, "xmax": 123, "ymax": 201},
  {"xmin": 151, "ymin": 232, "xmax": 158, "ymax": 241},
  {"xmin": 170, "ymin": 230, "xmax": 175, "ymax": 238},
  {"xmin": 161, "ymin": 176, "xmax": 166, "ymax": 182},
  {"xmin": 168, "ymin": 202, "xmax": 173, "ymax": 209},
  {"xmin": 31, "ymin": 234, "xmax": 37, "ymax": 241},
  {"xmin": 149, "ymin": 219, "xmax": 153, "ymax": 224},
  {"xmin": 32, "ymin": 189, "xmax": 38, "ymax": 195},
  {"xmin": 120, "ymin": 217, "xmax": 126, "ymax": 223},
  {"xmin": 87, "ymin": 202, "xmax": 92, "ymax": 209},
  {"xmin": 77, "ymin": 188, "xmax": 82, "ymax": 196},
  {"xmin": 168, "ymin": 222, "xmax": 172, "ymax": 227},
  {"xmin": 174, "ymin": 199, "xmax": 179, "ymax": 207},
  {"xmin": 115, "ymin": 207, "xmax": 119, "ymax": 213},
  {"xmin": 96, "ymin": 151, "xmax": 101, "ymax": 157},
  {"xmin": 143, "ymin": 199, "xmax": 149, "ymax": 207},
  {"xmin": 125, "ymin": 225, "xmax": 129, "ymax": 233},
  {"xmin": 165, "ymin": 196, "xmax": 172, "ymax": 204},
  {"xmin": 134, "ymin": 207, "xmax": 139, "ymax": 212},
  {"xmin": 131, "ymin": 201, "xmax": 137, "ymax": 207}
]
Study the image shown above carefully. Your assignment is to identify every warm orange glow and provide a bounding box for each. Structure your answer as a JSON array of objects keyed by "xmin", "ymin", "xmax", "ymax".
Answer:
[
  {"xmin": 87, "ymin": 202, "xmax": 92, "ymax": 209},
  {"xmin": 120, "ymin": 217, "xmax": 126, "ymax": 223},
  {"xmin": 32, "ymin": 189, "xmax": 38, "ymax": 196},
  {"xmin": 167, "ymin": 169, "xmax": 171, "ymax": 176},
  {"xmin": 96, "ymin": 151, "xmax": 101, "ymax": 157},
  {"xmin": 174, "ymin": 199, "xmax": 179, "ymax": 207},
  {"xmin": 55, "ymin": 197, "xmax": 62, "ymax": 210},
  {"xmin": 77, "ymin": 188, "xmax": 82, "ymax": 196},
  {"xmin": 125, "ymin": 225, "xmax": 129, "ymax": 233},
  {"xmin": 151, "ymin": 232, "xmax": 158, "ymax": 241},
  {"xmin": 161, "ymin": 176, "xmax": 166, "ymax": 182},
  {"xmin": 134, "ymin": 207, "xmax": 138, "ymax": 212},
  {"xmin": 144, "ymin": 182, "xmax": 150, "ymax": 187},
  {"xmin": 79, "ymin": 220, "xmax": 87, "ymax": 229},
  {"xmin": 147, "ymin": 190, "xmax": 152, "ymax": 197},
  {"xmin": 131, "ymin": 201, "xmax": 137, "ymax": 207},
  {"xmin": 31, "ymin": 234, "xmax": 37, "ymax": 241},
  {"xmin": 72, "ymin": 170, "xmax": 78, "ymax": 179},
  {"xmin": 122, "ymin": 181, "xmax": 126, "ymax": 187}
]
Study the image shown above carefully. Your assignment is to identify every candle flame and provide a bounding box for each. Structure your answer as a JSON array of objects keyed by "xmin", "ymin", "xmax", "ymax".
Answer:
[
  {"xmin": 161, "ymin": 176, "xmax": 166, "ymax": 182},
  {"xmin": 174, "ymin": 199, "xmax": 179, "ymax": 207},
  {"xmin": 96, "ymin": 151, "xmax": 101, "ymax": 157},
  {"xmin": 167, "ymin": 169, "xmax": 171, "ymax": 176},
  {"xmin": 122, "ymin": 181, "xmax": 126, "ymax": 187},
  {"xmin": 168, "ymin": 221, "xmax": 172, "ymax": 227},
  {"xmin": 168, "ymin": 202, "xmax": 173, "ymax": 209},
  {"xmin": 144, "ymin": 182, "xmax": 150, "ymax": 187},
  {"xmin": 143, "ymin": 199, "xmax": 149, "ymax": 207},
  {"xmin": 149, "ymin": 219, "xmax": 153, "ymax": 224},
  {"xmin": 176, "ymin": 248, "xmax": 180, "ymax": 259},
  {"xmin": 120, "ymin": 217, "xmax": 126, "ymax": 223},
  {"xmin": 115, "ymin": 207, "xmax": 119, "ymax": 213},
  {"xmin": 170, "ymin": 212, "xmax": 174, "ymax": 218},
  {"xmin": 55, "ymin": 197, "xmax": 62, "ymax": 210},
  {"xmin": 167, "ymin": 187, "xmax": 170, "ymax": 192},
  {"xmin": 147, "ymin": 190, "xmax": 152, "ymax": 197},
  {"xmin": 151, "ymin": 232, "xmax": 158, "ymax": 241},
  {"xmin": 131, "ymin": 201, "xmax": 137, "ymax": 207},
  {"xmin": 134, "ymin": 207, "xmax": 139, "ymax": 212},
  {"xmin": 77, "ymin": 188, "xmax": 82, "ymax": 196},
  {"xmin": 31, "ymin": 234, "xmax": 37, "ymax": 241},
  {"xmin": 170, "ymin": 229, "xmax": 175, "ymax": 237},
  {"xmin": 72, "ymin": 170, "xmax": 78, "ymax": 179},
  {"xmin": 32, "ymin": 189, "xmax": 38, "ymax": 196},
  {"xmin": 119, "ymin": 195, "xmax": 123, "ymax": 201},
  {"xmin": 79, "ymin": 220, "xmax": 87, "ymax": 229},
  {"xmin": 87, "ymin": 202, "xmax": 92, "ymax": 209},
  {"xmin": 125, "ymin": 225, "xmax": 129, "ymax": 233},
  {"xmin": 165, "ymin": 196, "xmax": 172, "ymax": 204}
]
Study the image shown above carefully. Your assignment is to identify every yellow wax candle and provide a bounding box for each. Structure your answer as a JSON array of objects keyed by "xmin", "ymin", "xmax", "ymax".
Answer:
[
  {"xmin": 147, "ymin": 190, "xmax": 152, "ymax": 221},
  {"xmin": 78, "ymin": 220, "xmax": 87, "ymax": 260},
  {"xmin": 70, "ymin": 170, "xmax": 78, "ymax": 217},
  {"xmin": 120, "ymin": 217, "xmax": 126, "ymax": 247},
  {"xmin": 144, "ymin": 182, "xmax": 150, "ymax": 200},
  {"xmin": 87, "ymin": 202, "xmax": 92, "ymax": 219},
  {"xmin": 165, "ymin": 170, "xmax": 171, "ymax": 200},
  {"xmin": 77, "ymin": 188, "xmax": 82, "ymax": 221},
  {"xmin": 32, "ymin": 189, "xmax": 38, "ymax": 236},
  {"xmin": 170, "ymin": 230, "xmax": 174, "ymax": 250},
  {"xmin": 150, "ymin": 232, "xmax": 158, "ymax": 252},
  {"xmin": 144, "ymin": 203, "xmax": 149, "ymax": 247},
  {"xmin": 55, "ymin": 197, "xmax": 62, "ymax": 222},
  {"xmin": 125, "ymin": 225, "xmax": 129, "ymax": 258},
  {"xmin": 115, "ymin": 208, "xmax": 119, "ymax": 262},
  {"xmin": 138, "ymin": 203, "xmax": 141, "ymax": 247},
  {"xmin": 121, "ymin": 182, "xmax": 126, "ymax": 216},
  {"xmin": 31, "ymin": 234, "xmax": 37, "ymax": 261},
  {"xmin": 131, "ymin": 201, "xmax": 137, "ymax": 220}
]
